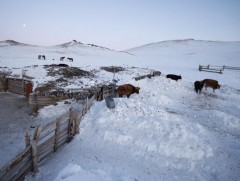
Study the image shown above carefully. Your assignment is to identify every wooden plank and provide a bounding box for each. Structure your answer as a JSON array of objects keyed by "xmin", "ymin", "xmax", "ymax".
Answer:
[
  {"xmin": 0, "ymin": 151, "xmax": 32, "ymax": 180},
  {"xmin": 56, "ymin": 137, "xmax": 68, "ymax": 150},
  {"xmin": 40, "ymin": 118, "xmax": 68, "ymax": 141},
  {"xmin": 0, "ymin": 145, "xmax": 31, "ymax": 175},
  {"xmin": 6, "ymin": 160, "xmax": 32, "ymax": 181},
  {"xmin": 57, "ymin": 133, "xmax": 68, "ymax": 145},
  {"xmin": 54, "ymin": 120, "xmax": 60, "ymax": 152},
  {"xmin": 38, "ymin": 148, "xmax": 54, "ymax": 164},
  {"xmin": 75, "ymin": 112, "xmax": 80, "ymax": 134},
  {"xmin": 59, "ymin": 127, "xmax": 68, "ymax": 137},
  {"xmin": 14, "ymin": 165, "xmax": 32, "ymax": 181},
  {"xmin": 67, "ymin": 108, "xmax": 74, "ymax": 143},
  {"xmin": 38, "ymin": 135, "xmax": 55, "ymax": 153},
  {"xmin": 200, "ymin": 69, "xmax": 223, "ymax": 74},
  {"xmin": 41, "ymin": 112, "xmax": 69, "ymax": 133},
  {"xmin": 38, "ymin": 144, "xmax": 54, "ymax": 158}
]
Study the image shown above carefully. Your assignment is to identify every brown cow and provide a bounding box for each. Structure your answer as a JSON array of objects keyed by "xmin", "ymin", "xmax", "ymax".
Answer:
[
  {"xmin": 203, "ymin": 79, "xmax": 220, "ymax": 92},
  {"xmin": 116, "ymin": 84, "xmax": 140, "ymax": 98}
]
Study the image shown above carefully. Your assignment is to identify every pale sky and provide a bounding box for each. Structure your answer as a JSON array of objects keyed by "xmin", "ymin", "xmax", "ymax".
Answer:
[{"xmin": 0, "ymin": 0, "xmax": 240, "ymax": 50}]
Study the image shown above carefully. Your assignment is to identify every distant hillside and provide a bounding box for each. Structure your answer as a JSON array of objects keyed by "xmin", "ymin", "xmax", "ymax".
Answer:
[
  {"xmin": 0, "ymin": 40, "xmax": 32, "ymax": 47},
  {"xmin": 0, "ymin": 39, "xmax": 114, "ymax": 51},
  {"xmin": 127, "ymin": 39, "xmax": 240, "ymax": 52},
  {"xmin": 56, "ymin": 40, "xmax": 113, "ymax": 51}
]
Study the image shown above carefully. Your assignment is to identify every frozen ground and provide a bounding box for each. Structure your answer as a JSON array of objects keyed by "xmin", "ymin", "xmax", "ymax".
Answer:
[
  {"xmin": 0, "ymin": 92, "xmax": 33, "ymax": 168},
  {"xmin": 25, "ymin": 76, "xmax": 240, "ymax": 181}
]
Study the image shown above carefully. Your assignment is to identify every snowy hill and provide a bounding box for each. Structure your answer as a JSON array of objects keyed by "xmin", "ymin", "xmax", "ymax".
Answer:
[
  {"xmin": 0, "ymin": 40, "xmax": 33, "ymax": 47},
  {"xmin": 56, "ymin": 40, "xmax": 84, "ymax": 48},
  {"xmin": 0, "ymin": 39, "xmax": 240, "ymax": 181}
]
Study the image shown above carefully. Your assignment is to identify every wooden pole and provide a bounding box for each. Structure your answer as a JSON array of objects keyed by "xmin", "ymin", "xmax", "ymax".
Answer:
[
  {"xmin": 33, "ymin": 127, "xmax": 41, "ymax": 142},
  {"xmin": 67, "ymin": 108, "xmax": 73, "ymax": 142},
  {"xmin": 75, "ymin": 112, "xmax": 79, "ymax": 134},
  {"xmin": 31, "ymin": 127, "xmax": 41, "ymax": 173},
  {"xmin": 54, "ymin": 120, "xmax": 60, "ymax": 152},
  {"xmin": 32, "ymin": 141, "xmax": 38, "ymax": 173},
  {"xmin": 25, "ymin": 131, "xmax": 30, "ymax": 147}
]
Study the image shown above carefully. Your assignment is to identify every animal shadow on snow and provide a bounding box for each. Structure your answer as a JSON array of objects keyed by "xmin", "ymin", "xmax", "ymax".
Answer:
[{"xmin": 201, "ymin": 91, "xmax": 219, "ymax": 98}]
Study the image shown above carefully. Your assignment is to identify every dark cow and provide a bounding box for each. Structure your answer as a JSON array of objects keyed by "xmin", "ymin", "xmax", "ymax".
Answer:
[
  {"xmin": 194, "ymin": 80, "xmax": 204, "ymax": 94},
  {"xmin": 38, "ymin": 55, "xmax": 41, "ymax": 59},
  {"xmin": 60, "ymin": 57, "xmax": 65, "ymax": 61},
  {"xmin": 203, "ymin": 79, "xmax": 220, "ymax": 92},
  {"xmin": 67, "ymin": 57, "xmax": 73, "ymax": 62},
  {"xmin": 116, "ymin": 84, "xmax": 140, "ymax": 98},
  {"xmin": 42, "ymin": 55, "xmax": 46, "ymax": 60},
  {"xmin": 166, "ymin": 74, "xmax": 182, "ymax": 81}
]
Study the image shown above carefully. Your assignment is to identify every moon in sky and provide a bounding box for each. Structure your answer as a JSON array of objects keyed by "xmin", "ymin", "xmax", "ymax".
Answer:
[{"xmin": 23, "ymin": 24, "xmax": 26, "ymax": 27}]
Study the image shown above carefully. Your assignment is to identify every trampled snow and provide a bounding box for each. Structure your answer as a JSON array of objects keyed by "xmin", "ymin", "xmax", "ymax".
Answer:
[{"xmin": 0, "ymin": 39, "xmax": 240, "ymax": 181}]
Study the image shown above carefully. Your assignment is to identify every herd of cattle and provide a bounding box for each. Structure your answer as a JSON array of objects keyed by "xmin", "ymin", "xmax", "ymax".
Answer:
[
  {"xmin": 38, "ymin": 55, "xmax": 74, "ymax": 62},
  {"xmin": 116, "ymin": 74, "xmax": 221, "ymax": 98}
]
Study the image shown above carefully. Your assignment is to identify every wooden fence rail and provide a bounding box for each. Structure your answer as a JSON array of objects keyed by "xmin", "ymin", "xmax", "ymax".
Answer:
[
  {"xmin": 199, "ymin": 65, "xmax": 223, "ymax": 74},
  {"xmin": 199, "ymin": 65, "xmax": 240, "ymax": 74},
  {"xmin": 0, "ymin": 94, "xmax": 96, "ymax": 181}
]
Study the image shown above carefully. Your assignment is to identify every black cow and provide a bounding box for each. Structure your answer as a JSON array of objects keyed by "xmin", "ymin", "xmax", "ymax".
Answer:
[
  {"xmin": 42, "ymin": 55, "xmax": 46, "ymax": 60},
  {"xmin": 194, "ymin": 80, "xmax": 204, "ymax": 94},
  {"xmin": 166, "ymin": 74, "xmax": 182, "ymax": 81},
  {"xmin": 67, "ymin": 57, "xmax": 73, "ymax": 62},
  {"xmin": 60, "ymin": 57, "xmax": 65, "ymax": 61}
]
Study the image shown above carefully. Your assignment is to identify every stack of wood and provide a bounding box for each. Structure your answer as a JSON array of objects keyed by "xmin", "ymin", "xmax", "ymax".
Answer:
[{"xmin": 134, "ymin": 71, "xmax": 161, "ymax": 81}]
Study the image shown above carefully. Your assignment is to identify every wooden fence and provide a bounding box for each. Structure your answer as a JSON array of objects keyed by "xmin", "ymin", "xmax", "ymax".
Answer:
[
  {"xmin": 0, "ymin": 76, "xmax": 8, "ymax": 92},
  {"xmin": 0, "ymin": 94, "xmax": 96, "ymax": 181},
  {"xmin": 199, "ymin": 65, "xmax": 223, "ymax": 74},
  {"xmin": 0, "ymin": 75, "xmax": 33, "ymax": 97},
  {"xmin": 28, "ymin": 94, "xmax": 68, "ymax": 113},
  {"xmin": 199, "ymin": 65, "xmax": 240, "ymax": 74}
]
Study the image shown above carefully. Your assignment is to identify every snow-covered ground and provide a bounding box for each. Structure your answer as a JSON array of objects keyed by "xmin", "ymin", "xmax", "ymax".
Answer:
[{"xmin": 0, "ymin": 39, "xmax": 240, "ymax": 180}]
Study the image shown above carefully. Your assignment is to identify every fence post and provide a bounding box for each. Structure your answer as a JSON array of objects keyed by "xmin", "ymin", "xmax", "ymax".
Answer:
[
  {"xmin": 32, "ymin": 127, "xmax": 41, "ymax": 173},
  {"xmin": 54, "ymin": 119, "xmax": 60, "ymax": 152},
  {"xmin": 75, "ymin": 112, "xmax": 79, "ymax": 134},
  {"xmin": 67, "ymin": 108, "xmax": 74, "ymax": 142},
  {"xmin": 25, "ymin": 131, "xmax": 30, "ymax": 147},
  {"xmin": 32, "ymin": 141, "xmax": 38, "ymax": 173},
  {"xmin": 33, "ymin": 94, "xmax": 38, "ymax": 114},
  {"xmin": 87, "ymin": 97, "xmax": 89, "ymax": 110}
]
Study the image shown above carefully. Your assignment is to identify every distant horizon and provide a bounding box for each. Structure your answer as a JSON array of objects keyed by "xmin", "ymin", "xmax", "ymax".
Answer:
[{"xmin": 1, "ymin": 38, "xmax": 240, "ymax": 51}]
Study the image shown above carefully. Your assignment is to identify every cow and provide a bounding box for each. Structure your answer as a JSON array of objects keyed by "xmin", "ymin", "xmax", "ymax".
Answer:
[
  {"xmin": 116, "ymin": 84, "xmax": 140, "ymax": 98},
  {"xmin": 202, "ymin": 79, "xmax": 220, "ymax": 92},
  {"xmin": 60, "ymin": 57, "xmax": 65, "ymax": 61},
  {"xmin": 194, "ymin": 80, "xmax": 204, "ymax": 94},
  {"xmin": 42, "ymin": 55, "xmax": 46, "ymax": 60},
  {"xmin": 166, "ymin": 74, "xmax": 182, "ymax": 81},
  {"xmin": 67, "ymin": 57, "xmax": 73, "ymax": 62},
  {"xmin": 38, "ymin": 55, "xmax": 41, "ymax": 59}
]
